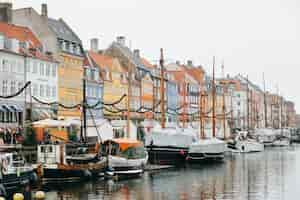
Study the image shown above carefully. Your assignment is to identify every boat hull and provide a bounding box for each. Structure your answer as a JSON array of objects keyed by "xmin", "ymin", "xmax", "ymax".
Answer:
[
  {"xmin": 0, "ymin": 170, "xmax": 36, "ymax": 191},
  {"xmin": 187, "ymin": 139, "xmax": 226, "ymax": 163},
  {"xmin": 107, "ymin": 155, "xmax": 148, "ymax": 178},
  {"xmin": 272, "ymin": 139, "xmax": 290, "ymax": 147},
  {"xmin": 146, "ymin": 146, "xmax": 188, "ymax": 165},
  {"xmin": 36, "ymin": 160, "xmax": 107, "ymax": 183},
  {"xmin": 228, "ymin": 140, "xmax": 264, "ymax": 153}
]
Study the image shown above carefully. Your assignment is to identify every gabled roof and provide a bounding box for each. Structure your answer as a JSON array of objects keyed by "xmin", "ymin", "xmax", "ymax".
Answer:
[
  {"xmin": 48, "ymin": 18, "xmax": 82, "ymax": 44},
  {"xmin": 0, "ymin": 22, "xmax": 57, "ymax": 62},
  {"xmin": 183, "ymin": 66, "xmax": 205, "ymax": 84},
  {"xmin": 109, "ymin": 42, "xmax": 150, "ymax": 72},
  {"xmin": 87, "ymin": 51, "xmax": 113, "ymax": 69},
  {"xmin": 0, "ymin": 22, "xmax": 41, "ymax": 48}
]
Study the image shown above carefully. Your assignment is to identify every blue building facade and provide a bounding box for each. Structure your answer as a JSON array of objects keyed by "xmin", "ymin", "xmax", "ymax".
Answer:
[{"xmin": 84, "ymin": 60, "xmax": 103, "ymax": 119}]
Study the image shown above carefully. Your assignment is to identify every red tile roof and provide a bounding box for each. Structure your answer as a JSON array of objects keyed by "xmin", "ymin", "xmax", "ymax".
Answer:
[
  {"xmin": 0, "ymin": 22, "xmax": 57, "ymax": 62},
  {"xmin": 88, "ymin": 51, "xmax": 114, "ymax": 69},
  {"xmin": 0, "ymin": 22, "xmax": 42, "ymax": 48}
]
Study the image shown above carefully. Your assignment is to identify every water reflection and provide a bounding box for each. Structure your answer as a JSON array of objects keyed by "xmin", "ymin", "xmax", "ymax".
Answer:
[{"xmin": 44, "ymin": 145, "xmax": 300, "ymax": 200}]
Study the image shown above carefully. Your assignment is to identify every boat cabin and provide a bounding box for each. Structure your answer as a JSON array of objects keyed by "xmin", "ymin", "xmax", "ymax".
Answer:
[
  {"xmin": 102, "ymin": 139, "xmax": 147, "ymax": 159},
  {"xmin": 37, "ymin": 144, "xmax": 66, "ymax": 165}
]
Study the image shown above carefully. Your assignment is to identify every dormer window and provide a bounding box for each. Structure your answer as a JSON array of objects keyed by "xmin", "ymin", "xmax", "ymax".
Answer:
[
  {"xmin": 72, "ymin": 44, "xmax": 77, "ymax": 54},
  {"xmin": 94, "ymin": 69, "xmax": 99, "ymax": 81},
  {"xmin": 65, "ymin": 41, "xmax": 70, "ymax": 52}
]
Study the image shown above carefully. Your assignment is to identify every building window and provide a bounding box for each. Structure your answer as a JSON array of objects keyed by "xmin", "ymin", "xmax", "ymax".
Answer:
[
  {"xmin": 40, "ymin": 85, "xmax": 44, "ymax": 97},
  {"xmin": 2, "ymin": 80, "xmax": 8, "ymax": 95},
  {"xmin": 90, "ymin": 69, "xmax": 95, "ymax": 81},
  {"xmin": 17, "ymin": 61, "xmax": 22, "ymax": 73},
  {"xmin": 32, "ymin": 61, "xmax": 38, "ymax": 73},
  {"xmin": 46, "ymin": 63, "xmax": 50, "ymax": 76},
  {"xmin": 40, "ymin": 63, "xmax": 44, "ymax": 76},
  {"xmin": 11, "ymin": 60, "xmax": 16, "ymax": 73},
  {"xmin": 2, "ymin": 59, "xmax": 8, "ymax": 72},
  {"xmin": 52, "ymin": 65, "xmax": 56, "ymax": 77},
  {"xmin": 26, "ymin": 60, "xmax": 30, "ymax": 72},
  {"xmin": 46, "ymin": 85, "xmax": 51, "ymax": 97},
  {"xmin": 32, "ymin": 84, "xmax": 38, "ymax": 96},
  {"xmin": 18, "ymin": 82, "xmax": 23, "ymax": 96},
  {"xmin": 52, "ymin": 86, "xmax": 56, "ymax": 97},
  {"xmin": 10, "ymin": 81, "xmax": 16, "ymax": 94}
]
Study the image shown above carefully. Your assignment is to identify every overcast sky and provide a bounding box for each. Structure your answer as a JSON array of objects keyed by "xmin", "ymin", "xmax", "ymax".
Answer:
[{"xmin": 13, "ymin": 0, "xmax": 300, "ymax": 112}]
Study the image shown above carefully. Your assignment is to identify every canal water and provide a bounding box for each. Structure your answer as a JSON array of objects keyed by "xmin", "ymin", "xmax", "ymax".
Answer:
[{"xmin": 42, "ymin": 145, "xmax": 300, "ymax": 200}]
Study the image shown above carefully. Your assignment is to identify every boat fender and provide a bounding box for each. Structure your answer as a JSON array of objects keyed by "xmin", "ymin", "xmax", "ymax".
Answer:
[
  {"xmin": 179, "ymin": 150, "xmax": 185, "ymax": 156},
  {"xmin": 36, "ymin": 164, "xmax": 44, "ymax": 178},
  {"xmin": 1, "ymin": 159, "xmax": 8, "ymax": 175},
  {"xmin": 83, "ymin": 170, "xmax": 92, "ymax": 178},
  {"xmin": 0, "ymin": 184, "xmax": 6, "ymax": 198}
]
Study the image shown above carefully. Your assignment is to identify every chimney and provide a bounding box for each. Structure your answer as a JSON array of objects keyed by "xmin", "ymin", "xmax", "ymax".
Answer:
[
  {"xmin": 133, "ymin": 49, "xmax": 140, "ymax": 58},
  {"xmin": 90, "ymin": 38, "xmax": 99, "ymax": 53},
  {"xmin": 187, "ymin": 60, "xmax": 193, "ymax": 66},
  {"xmin": 116, "ymin": 36, "xmax": 125, "ymax": 46},
  {"xmin": 0, "ymin": 2, "xmax": 12, "ymax": 23},
  {"xmin": 41, "ymin": 3, "xmax": 48, "ymax": 17}
]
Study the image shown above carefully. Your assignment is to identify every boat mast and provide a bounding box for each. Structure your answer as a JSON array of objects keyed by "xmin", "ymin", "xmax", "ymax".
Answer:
[
  {"xmin": 212, "ymin": 56, "xmax": 216, "ymax": 138},
  {"xmin": 221, "ymin": 62, "xmax": 226, "ymax": 139},
  {"xmin": 82, "ymin": 77, "xmax": 87, "ymax": 143},
  {"xmin": 127, "ymin": 61, "xmax": 132, "ymax": 138},
  {"xmin": 263, "ymin": 73, "xmax": 268, "ymax": 128},
  {"xmin": 160, "ymin": 48, "xmax": 166, "ymax": 129},
  {"xmin": 246, "ymin": 75, "xmax": 250, "ymax": 132},
  {"xmin": 222, "ymin": 85, "xmax": 226, "ymax": 139},
  {"xmin": 198, "ymin": 82, "xmax": 202, "ymax": 139}
]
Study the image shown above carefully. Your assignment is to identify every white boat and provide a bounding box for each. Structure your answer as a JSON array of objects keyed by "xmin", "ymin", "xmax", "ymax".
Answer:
[
  {"xmin": 255, "ymin": 128, "xmax": 276, "ymax": 147},
  {"xmin": 272, "ymin": 129, "xmax": 291, "ymax": 147},
  {"xmin": 187, "ymin": 138, "xmax": 226, "ymax": 162},
  {"xmin": 227, "ymin": 131, "xmax": 264, "ymax": 153},
  {"xmin": 102, "ymin": 138, "xmax": 148, "ymax": 178},
  {"xmin": 272, "ymin": 137, "xmax": 290, "ymax": 147}
]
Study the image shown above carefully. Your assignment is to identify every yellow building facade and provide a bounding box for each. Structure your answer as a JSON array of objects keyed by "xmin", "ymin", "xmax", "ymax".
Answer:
[
  {"xmin": 88, "ymin": 52, "xmax": 127, "ymax": 119},
  {"xmin": 57, "ymin": 53, "xmax": 84, "ymax": 118}
]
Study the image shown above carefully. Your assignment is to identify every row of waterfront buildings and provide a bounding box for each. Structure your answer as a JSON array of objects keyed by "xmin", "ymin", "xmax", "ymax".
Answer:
[{"xmin": 0, "ymin": 3, "xmax": 297, "ymax": 135}]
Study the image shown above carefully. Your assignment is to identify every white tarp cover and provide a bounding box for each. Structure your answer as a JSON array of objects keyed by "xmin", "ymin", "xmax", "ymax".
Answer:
[
  {"xmin": 145, "ymin": 127, "xmax": 197, "ymax": 148},
  {"xmin": 189, "ymin": 138, "xmax": 226, "ymax": 154}
]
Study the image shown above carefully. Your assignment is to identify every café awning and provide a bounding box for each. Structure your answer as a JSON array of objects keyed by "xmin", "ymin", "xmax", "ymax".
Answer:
[{"xmin": 1, "ymin": 105, "xmax": 14, "ymax": 112}]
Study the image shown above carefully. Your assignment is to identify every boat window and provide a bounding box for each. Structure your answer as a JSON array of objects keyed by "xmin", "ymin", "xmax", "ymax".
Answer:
[
  {"xmin": 48, "ymin": 146, "xmax": 53, "ymax": 153},
  {"xmin": 120, "ymin": 146, "xmax": 146, "ymax": 159}
]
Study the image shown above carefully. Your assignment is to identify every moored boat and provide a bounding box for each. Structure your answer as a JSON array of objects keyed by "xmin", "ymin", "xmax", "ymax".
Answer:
[
  {"xmin": 102, "ymin": 138, "xmax": 148, "ymax": 178},
  {"xmin": 187, "ymin": 137, "xmax": 226, "ymax": 162},
  {"xmin": 0, "ymin": 152, "xmax": 37, "ymax": 194},
  {"xmin": 256, "ymin": 128, "xmax": 276, "ymax": 147},
  {"xmin": 34, "ymin": 143, "xmax": 107, "ymax": 183},
  {"xmin": 227, "ymin": 131, "xmax": 264, "ymax": 153},
  {"xmin": 146, "ymin": 127, "xmax": 197, "ymax": 165},
  {"xmin": 272, "ymin": 137, "xmax": 290, "ymax": 147}
]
